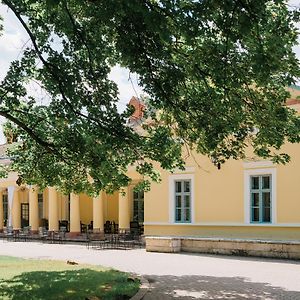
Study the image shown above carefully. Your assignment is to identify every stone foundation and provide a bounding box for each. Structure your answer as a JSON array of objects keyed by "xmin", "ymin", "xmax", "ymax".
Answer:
[{"xmin": 146, "ymin": 236, "xmax": 300, "ymax": 259}]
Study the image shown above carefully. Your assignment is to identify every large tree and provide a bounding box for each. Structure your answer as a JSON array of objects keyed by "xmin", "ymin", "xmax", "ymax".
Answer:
[{"xmin": 0, "ymin": 0, "xmax": 299, "ymax": 195}]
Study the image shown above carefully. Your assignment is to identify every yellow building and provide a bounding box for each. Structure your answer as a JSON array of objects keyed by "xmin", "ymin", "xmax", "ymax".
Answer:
[
  {"xmin": 0, "ymin": 155, "xmax": 143, "ymax": 236},
  {"xmin": 1, "ymin": 89, "xmax": 300, "ymax": 259},
  {"xmin": 144, "ymin": 85, "xmax": 300, "ymax": 257}
]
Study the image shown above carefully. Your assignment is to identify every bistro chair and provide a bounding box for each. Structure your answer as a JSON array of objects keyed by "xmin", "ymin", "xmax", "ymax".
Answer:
[
  {"xmin": 18, "ymin": 226, "xmax": 32, "ymax": 242},
  {"xmin": 38, "ymin": 227, "xmax": 48, "ymax": 242},
  {"xmin": 130, "ymin": 221, "xmax": 140, "ymax": 235},
  {"xmin": 4, "ymin": 226, "xmax": 14, "ymax": 242},
  {"xmin": 104, "ymin": 221, "xmax": 112, "ymax": 234}
]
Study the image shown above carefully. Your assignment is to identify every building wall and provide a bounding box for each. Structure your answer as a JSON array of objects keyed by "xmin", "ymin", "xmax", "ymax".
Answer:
[
  {"xmin": 144, "ymin": 141, "xmax": 300, "ymax": 241},
  {"xmin": 79, "ymin": 194, "xmax": 93, "ymax": 224},
  {"xmin": 105, "ymin": 192, "xmax": 119, "ymax": 223}
]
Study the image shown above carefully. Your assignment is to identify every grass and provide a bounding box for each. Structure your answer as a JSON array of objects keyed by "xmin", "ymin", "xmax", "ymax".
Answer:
[{"xmin": 0, "ymin": 256, "xmax": 139, "ymax": 300}]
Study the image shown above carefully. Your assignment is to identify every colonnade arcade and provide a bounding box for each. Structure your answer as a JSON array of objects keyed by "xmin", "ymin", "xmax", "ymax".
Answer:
[{"xmin": 0, "ymin": 185, "xmax": 139, "ymax": 235}]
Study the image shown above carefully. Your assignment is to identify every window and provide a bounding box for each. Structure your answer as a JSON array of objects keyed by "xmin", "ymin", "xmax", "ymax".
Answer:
[
  {"xmin": 133, "ymin": 190, "xmax": 144, "ymax": 223},
  {"xmin": 3, "ymin": 194, "xmax": 8, "ymax": 225},
  {"xmin": 250, "ymin": 175, "xmax": 271, "ymax": 223},
  {"xmin": 175, "ymin": 180, "xmax": 191, "ymax": 223},
  {"xmin": 38, "ymin": 193, "xmax": 43, "ymax": 219}
]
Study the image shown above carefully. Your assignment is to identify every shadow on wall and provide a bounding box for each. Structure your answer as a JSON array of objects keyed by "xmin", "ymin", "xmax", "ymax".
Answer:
[
  {"xmin": 0, "ymin": 269, "xmax": 138, "ymax": 300},
  {"xmin": 144, "ymin": 275, "xmax": 300, "ymax": 300}
]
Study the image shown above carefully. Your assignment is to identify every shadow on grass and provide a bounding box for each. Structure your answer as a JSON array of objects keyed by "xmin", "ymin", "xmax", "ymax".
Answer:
[{"xmin": 0, "ymin": 268, "xmax": 139, "ymax": 300}]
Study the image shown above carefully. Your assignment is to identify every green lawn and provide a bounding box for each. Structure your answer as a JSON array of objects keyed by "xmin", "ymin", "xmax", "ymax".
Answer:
[{"xmin": 0, "ymin": 256, "xmax": 139, "ymax": 300}]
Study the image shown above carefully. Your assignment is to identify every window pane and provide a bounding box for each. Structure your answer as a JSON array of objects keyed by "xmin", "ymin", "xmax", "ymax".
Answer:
[
  {"xmin": 184, "ymin": 195, "xmax": 190, "ymax": 208},
  {"xmin": 252, "ymin": 208, "xmax": 259, "ymax": 222},
  {"xmin": 175, "ymin": 181, "xmax": 181, "ymax": 193},
  {"xmin": 251, "ymin": 193, "xmax": 259, "ymax": 207},
  {"xmin": 251, "ymin": 176, "xmax": 259, "ymax": 190},
  {"xmin": 38, "ymin": 194, "xmax": 43, "ymax": 202},
  {"xmin": 184, "ymin": 209, "xmax": 190, "ymax": 222},
  {"xmin": 133, "ymin": 191, "xmax": 139, "ymax": 200},
  {"xmin": 140, "ymin": 191, "xmax": 144, "ymax": 199},
  {"xmin": 262, "ymin": 176, "xmax": 270, "ymax": 189},
  {"xmin": 139, "ymin": 212, "xmax": 144, "ymax": 222},
  {"xmin": 262, "ymin": 192, "xmax": 270, "ymax": 207},
  {"xmin": 38, "ymin": 202, "xmax": 43, "ymax": 219},
  {"xmin": 134, "ymin": 201, "xmax": 138, "ymax": 210},
  {"xmin": 184, "ymin": 181, "xmax": 190, "ymax": 193},
  {"xmin": 176, "ymin": 195, "xmax": 181, "ymax": 208},
  {"xmin": 175, "ymin": 209, "xmax": 181, "ymax": 222},
  {"xmin": 263, "ymin": 207, "xmax": 271, "ymax": 222}
]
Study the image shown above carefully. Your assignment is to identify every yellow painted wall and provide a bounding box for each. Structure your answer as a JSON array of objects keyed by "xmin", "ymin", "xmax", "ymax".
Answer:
[
  {"xmin": 145, "ymin": 225, "xmax": 300, "ymax": 240},
  {"xmin": 145, "ymin": 156, "xmax": 245, "ymax": 225},
  {"xmin": 276, "ymin": 143, "xmax": 300, "ymax": 223},
  {"xmin": 43, "ymin": 188, "xmax": 49, "ymax": 219},
  {"xmin": 145, "ymin": 141, "xmax": 300, "ymax": 240},
  {"xmin": 145, "ymin": 166, "xmax": 169, "ymax": 223},
  {"xmin": 79, "ymin": 194, "xmax": 92, "ymax": 224},
  {"xmin": 19, "ymin": 189, "xmax": 28, "ymax": 204},
  {"xmin": 105, "ymin": 192, "xmax": 119, "ymax": 222}
]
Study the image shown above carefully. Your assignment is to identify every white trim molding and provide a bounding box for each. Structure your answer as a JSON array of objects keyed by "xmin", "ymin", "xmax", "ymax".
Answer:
[
  {"xmin": 169, "ymin": 173, "xmax": 195, "ymax": 224},
  {"xmin": 244, "ymin": 167, "xmax": 277, "ymax": 224},
  {"xmin": 143, "ymin": 222, "xmax": 300, "ymax": 228},
  {"xmin": 172, "ymin": 166, "xmax": 195, "ymax": 174},
  {"xmin": 243, "ymin": 160, "xmax": 274, "ymax": 169}
]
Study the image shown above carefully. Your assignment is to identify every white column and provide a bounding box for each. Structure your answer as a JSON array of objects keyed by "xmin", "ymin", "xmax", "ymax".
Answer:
[
  {"xmin": 48, "ymin": 187, "xmax": 58, "ymax": 231},
  {"xmin": 29, "ymin": 186, "xmax": 39, "ymax": 232},
  {"xmin": 93, "ymin": 192, "xmax": 104, "ymax": 231},
  {"xmin": 70, "ymin": 193, "xmax": 80, "ymax": 234},
  {"xmin": 12, "ymin": 188, "xmax": 20, "ymax": 229},
  {"xmin": 118, "ymin": 188, "xmax": 130, "ymax": 230},
  {"xmin": 7, "ymin": 186, "xmax": 15, "ymax": 228},
  {"xmin": 0, "ymin": 188, "xmax": 4, "ymax": 231}
]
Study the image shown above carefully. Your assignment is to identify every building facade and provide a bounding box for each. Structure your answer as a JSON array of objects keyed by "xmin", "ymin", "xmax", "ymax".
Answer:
[
  {"xmin": 143, "ymin": 86, "xmax": 300, "ymax": 256},
  {"xmin": 0, "ymin": 168, "xmax": 143, "ymax": 236},
  {"xmin": 1, "ymin": 89, "xmax": 300, "ymax": 258}
]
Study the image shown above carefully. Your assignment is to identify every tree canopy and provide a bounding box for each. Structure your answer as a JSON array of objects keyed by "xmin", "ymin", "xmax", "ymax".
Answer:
[{"xmin": 0, "ymin": 0, "xmax": 299, "ymax": 195}]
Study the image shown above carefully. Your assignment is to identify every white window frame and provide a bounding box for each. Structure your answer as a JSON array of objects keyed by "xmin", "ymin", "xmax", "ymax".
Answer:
[
  {"xmin": 244, "ymin": 168, "xmax": 276, "ymax": 224},
  {"xmin": 169, "ymin": 174, "xmax": 195, "ymax": 224}
]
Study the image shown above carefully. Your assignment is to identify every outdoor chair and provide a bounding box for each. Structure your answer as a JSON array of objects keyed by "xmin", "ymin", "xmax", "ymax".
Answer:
[
  {"xmin": 118, "ymin": 232, "xmax": 135, "ymax": 249},
  {"xmin": 132, "ymin": 234, "xmax": 144, "ymax": 248},
  {"xmin": 3, "ymin": 226, "xmax": 14, "ymax": 242},
  {"xmin": 59, "ymin": 220, "xmax": 69, "ymax": 232},
  {"xmin": 43, "ymin": 230, "xmax": 63, "ymax": 244},
  {"xmin": 111, "ymin": 221, "xmax": 119, "ymax": 234},
  {"xmin": 41, "ymin": 218, "xmax": 49, "ymax": 230},
  {"xmin": 18, "ymin": 226, "xmax": 32, "ymax": 242},
  {"xmin": 52, "ymin": 230, "xmax": 65, "ymax": 244},
  {"xmin": 80, "ymin": 222, "xmax": 88, "ymax": 233},
  {"xmin": 87, "ymin": 229, "xmax": 107, "ymax": 249},
  {"xmin": 104, "ymin": 221, "xmax": 112, "ymax": 234},
  {"xmin": 38, "ymin": 227, "xmax": 48, "ymax": 242},
  {"xmin": 130, "ymin": 221, "xmax": 140, "ymax": 235}
]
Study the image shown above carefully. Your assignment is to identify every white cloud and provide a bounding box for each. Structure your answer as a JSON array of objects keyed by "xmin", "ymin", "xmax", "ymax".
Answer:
[
  {"xmin": 108, "ymin": 65, "xmax": 144, "ymax": 112},
  {"xmin": 0, "ymin": 4, "xmax": 29, "ymax": 81}
]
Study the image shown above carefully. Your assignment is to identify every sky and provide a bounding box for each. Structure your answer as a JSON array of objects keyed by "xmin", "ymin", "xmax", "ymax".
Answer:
[
  {"xmin": 0, "ymin": 4, "xmax": 144, "ymax": 143},
  {"xmin": 0, "ymin": 2, "xmax": 299, "ymax": 144}
]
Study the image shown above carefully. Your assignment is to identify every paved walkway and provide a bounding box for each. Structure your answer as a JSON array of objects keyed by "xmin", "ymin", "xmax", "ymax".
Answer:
[{"xmin": 0, "ymin": 241, "xmax": 300, "ymax": 299}]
